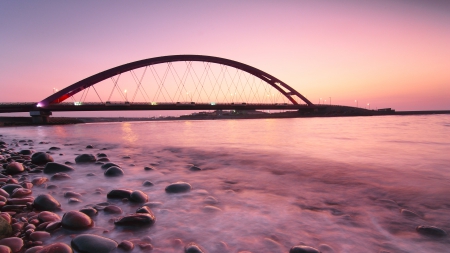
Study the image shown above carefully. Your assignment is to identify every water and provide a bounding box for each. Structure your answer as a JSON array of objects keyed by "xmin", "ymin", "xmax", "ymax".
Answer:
[{"xmin": 1, "ymin": 115, "xmax": 450, "ymax": 252}]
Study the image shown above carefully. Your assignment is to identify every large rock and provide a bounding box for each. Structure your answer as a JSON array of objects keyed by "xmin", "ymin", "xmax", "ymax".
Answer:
[
  {"xmin": 43, "ymin": 162, "xmax": 74, "ymax": 174},
  {"xmin": 104, "ymin": 167, "xmax": 124, "ymax": 177},
  {"xmin": 185, "ymin": 243, "xmax": 205, "ymax": 253},
  {"xmin": 33, "ymin": 194, "xmax": 61, "ymax": 211},
  {"xmin": 34, "ymin": 242, "xmax": 72, "ymax": 253},
  {"xmin": 100, "ymin": 163, "xmax": 119, "ymax": 170},
  {"xmin": 129, "ymin": 190, "xmax": 148, "ymax": 203},
  {"xmin": 289, "ymin": 245, "xmax": 321, "ymax": 253},
  {"xmin": 5, "ymin": 162, "xmax": 24, "ymax": 175},
  {"xmin": 31, "ymin": 152, "xmax": 54, "ymax": 165},
  {"xmin": 1, "ymin": 185, "xmax": 22, "ymax": 195},
  {"xmin": 75, "ymin": 154, "xmax": 96, "ymax": 164},
  {"xmin": 165, "ymin": 182, "xmax": 192, "ymax": 193},
  {"xmin": 0, "ymin": 237, "xmax": 23, "ymax": 253},
  {"xmin": 71, "ymin": 234, "xmax": 118, "ymax": 253},
  {"xmin": 61, "ymin": 211, "xmax": 93, "ymax": 230},
  {"xmin": 114, "ymin": 213, "xmax": 156, "ymax": 227}
]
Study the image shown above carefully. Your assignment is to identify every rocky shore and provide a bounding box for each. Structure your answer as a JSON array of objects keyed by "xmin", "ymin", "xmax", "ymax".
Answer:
[{"xmin": 0, "ymin": 129, "xmax": 448, "ymax": 252}]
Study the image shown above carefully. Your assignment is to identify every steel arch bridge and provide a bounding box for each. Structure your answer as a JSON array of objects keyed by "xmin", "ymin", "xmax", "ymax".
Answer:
[{"xmin": 38, "ymin": 55, "xmax": 314, "ymax": 108}]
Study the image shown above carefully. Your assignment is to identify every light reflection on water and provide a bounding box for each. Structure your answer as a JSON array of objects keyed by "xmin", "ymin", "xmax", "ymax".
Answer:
[{"xmin": 1, "ymin": 115, "xmax": 450, "ymax": 252}]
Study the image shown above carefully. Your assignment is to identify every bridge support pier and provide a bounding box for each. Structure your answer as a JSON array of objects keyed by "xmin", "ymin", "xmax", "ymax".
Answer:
[{"xmin": 30, "ymin": 111, "xmax": 52, "ymax": 124}]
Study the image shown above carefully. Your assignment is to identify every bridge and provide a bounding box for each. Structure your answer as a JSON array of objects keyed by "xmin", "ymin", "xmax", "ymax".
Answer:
[{"xmin": 1, "ymin": 55, "xmax": 320, "ymax": 123}]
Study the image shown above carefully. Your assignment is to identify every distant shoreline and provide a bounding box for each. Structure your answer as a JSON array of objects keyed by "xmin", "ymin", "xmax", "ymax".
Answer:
[{"xmin": 0, "ymin": 110, "xmax": 449, "ymax": 127}]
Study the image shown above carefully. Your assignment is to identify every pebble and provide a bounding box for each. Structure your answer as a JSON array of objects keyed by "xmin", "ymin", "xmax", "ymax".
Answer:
[
  {"xmin": 142, "ymin": 180, "xmax": 153, "ymax": 186},
  {"xmin": 43, "ymin": 162, "xmax": 74, "ymax": 174},
  {"xmin": 2, "ymin": 185, "xmax": 22, "ymax": 195},
  {"xmin": 48, "ymin": 147, "xmax": 61, "ymax": 151},
  {"xmin": 204, "ymin": 196, "xmax": 219, "ymax": 205},
  {"xmin": 100, "ymin": 163, "xmax": 120, "ymax": 170},
  {"xmin": 86, "ymin": 145, "xmax": 94, "ymax": 149},
  {"xmin": 34, "ymin": 242, "xmax": 72, "ymax": 253},
  {"xmin": 0, "ymin": 237, "xmax": 23, "ymax": 253},
  {"xmin": 5, "ymin": 163, "xmax": 24, "ymax": 175},
  {"xmin": 11, "ymin": 188, "xmax": 32, "ymax": 198},
  {"xmin": 44, "ymin": 221, "xmax": 61, "ymax": 232},
  {"xmin": 104, "ymin": 205, "xmax": 123, "ymax": 214},
  {"xmin": 63, "ymin": 191, "xmax": 82, "ymax": 198},
  {"xmin": 33, "ymin": 194, "xmax": 61, "ymax": 211},
  {"xmin": 400, "ymin": 209, "xmax": 421, "ymax": 218},
  {"xmin": 75, "ymin": 154, "xmax": 97, "ymax": 164},
  {"xmin": 189, "ymin": 165, "xmax": 202, "ymax": 171},
  {"xmin": 114, "ymin": 213, "xmax": 156, "ymax": 227},
  {"xmin": 130, "ymin": 190, "xmax": 148, "ymax": 203},
  {"xmin": 97, "ymin": 158, "xmax": 110, "ymax": 162},
  {"xmin": 79, "ymin": 207, "xmax": 98, "ymax": 217},
  {"xmin": 185, "ymin": 242, "xmax": 205, "ymax": 253},
  {"xmin": 0, "ymin": 217, "xmax": 12, "ymax": 239},
  {"xmin": 25, "ymin": 246, "xmax": 43, "ymax": 253},
  {"xmin": 31, "ymin": 152, "xmax": 54, "ymax": 165},
  {"xmin": 61, "ymin": 211, "xmax": 93, "ymax": 230},
  {"xmin": 165, "ymin": 182, "xmax": 192, "ymax": 193},
  {"xmin": 97, "ymin": 153, "xmax": 107, "ymax": 158},
  {"xmin": 50, "ymin": 173, "xmax": 71, "ymax": 180},
  {"xmin": 68, "ymin": 198, "xmax": 82, "ymax": 204},
  {"xmin": 104, "ymin": 167, "xmax": 124, "ymax": 177},
  {"xmin": 31, "ymin": 177, "xmax": 48, "ymax": 186},
  {"xmin": 71, "ymin": 234, "xmax": 118, "ymax": 253},
  {"xmin": 106, "ymin": 189, "xmax": 132, "ymax": 199},
  {"xmin": 416, "ymin": 225, "xmax": 447, "ymax": 237},
  {"xmin": 37, "ymin": 211, "xmax": 60, "ymax": 223},
  {"xmin": 19, "ymin": 150, "xmax": 33, "ymax": 156},
  {"xmin": 118, "ymin": 240, "xmax": 134, "ymax": 251},
  {"xmin": 144, "ymin": 166, "xmax": 155, "ymax": 171},
  {"xmin": 136, "ymin": 206, "xmax": 153, "ymax": 214},
  {"xmin": 29, "ymin": 231, "xmax": 51, "ymax": 241},
  {"xmin": 289, "ymin": 245, "xmax": 321, "ymax": 253}
]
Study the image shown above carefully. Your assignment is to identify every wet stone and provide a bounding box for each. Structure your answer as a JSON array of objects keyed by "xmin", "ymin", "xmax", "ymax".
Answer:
[
  {"xmin": 29, "ymin": 231, "xmax": 51, "ymax": 241},
  {"xmin": 0, "ymin": 245, "xmax": 12, "ymax": 253},
  {"xmin": 0, "ymin": 237, "xmax": 23, "ymax": 253},
  {"xmin": 104, "ymin": 166, "xmax": 124, "ymax": 177},
  {"xmin": 75, "ymin": 154, "xmax": 96, "ymax": 164},
  {"xmin": 50, "ymin": 173, "xmax": 71, "ymax": 180},
  {"xmin": 104, "ymin": 205, "xmax": 122, "ymax": 214},
  {"xmin": 11, "ymin": 188, "xmax": 32, "ymax": 198},
  {"xmin": 189, "ymin": 165, "xmax": 202, "ymax": 171},
  {"xmin": 165, "ymin": 182, "xmax": 192, "ymax": 194},
  {"xmin": 33, "ymin": 194, "xmax": 61, "ymax": 211},
  {"xmin": 48, "ymin": 147, "xmax": 61, "ymax": 151},
  {"xmin": 416, "ymin": 225, "xmax": 447, "ymax": 237},
  {"xmin": 19, "ymin": 150, "xmax": 33, "ymax": 156},
  {"xmin": 130, "ymin": 190, "xmax": 148, "ymax": 203},
  {"xmin": 136, "ymin": 206, "xmax": 153, "ymax": 214},
  {"xmin": 118, "ymin": 240, "xmax": 134, "ymax": 251},
  {"xmin": 289, "ymin": 245, "xmax": 321, "ymax": 253},
  {"xmin": 101, "ymin": 163, "xmax": 120, "ymax": 170},
  {"xmin": 64, "ymin": 191, "xmax": 82, "ymax": 198},
  {"xmin": 97, "ymin": 153, "xmax": 107, "ymax": 158},
  {"xmin": 30, "ymin": 152, "xmax": 53, "ymax": 166},
  {"xmin": 43, "ymin": 162, "xmax": 74, "ymax": 174},
  {"xmin": 61, "ymin": 210, "xmax": 93, "ymax": 230},
  {"xmin": 34, "ymin": 242, "xmax": 72, "ymax": 253},
  {"xmin": 45, "ymin": 221, "xmax": 61, "ymax": 232},
  {"xmin": 68, "ymin": 198, "xmax": 82, "ymax": 204},
  {"xmin": 31, "ymin": 177, "xmax": 48, "ymax": 186},
  {"xmin": 71, "ymin": 234, "xmax": 118, "ymax": 253},
  {"xmin": 5, "ymin": 162, "xmax": 24, "ymax": 175},
  {"xmin": 97, "ymin": 158, "xmax": 110, "ymax": 162},
  {"xmin": 37, "ymin": 211, "xmax": 60, "ymax": 223},
  {"xmin": 143, "ymin": 180, "xmax": 153, "ymax": 187},
  {"xmin": 1, "ymin": 185, "xmax": 22, "ymax": 195},
  {"xmin": 114, "ymin": 213, "xmax": 156, "ymax": 227},
  {"xmin": 107, "ymin": 189, "xmax": 132, "ymax": 199},
  {"xmin": 86, "ymin": 145, "xmax": 94, "ymax": 149},
  {"xmin": 400, "ymin": 209, "xmax": 421, "ymax": 218},
  {"xmin": 185, "ymin": 243, "xmax": 205, "ymax": 253},
  {"xmin": 144, "ymin": 166, "xmax": 155, "ymax": 171},
  {"xmin": 79, "ymin": 207, "xmax": 98, "ymax": 217}
]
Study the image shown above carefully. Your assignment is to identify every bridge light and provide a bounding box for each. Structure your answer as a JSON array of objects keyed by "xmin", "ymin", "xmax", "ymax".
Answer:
[
  {"xmin": 36, "ymin": 103, "xmax": 43, "ymax": 107},
  {"xmin": 74, "ymin": 102, "xmax": 82, "ymax": 106},
  {"xmin": 210, "ymin": 102, "xmax": 216, "ymax": 105}
]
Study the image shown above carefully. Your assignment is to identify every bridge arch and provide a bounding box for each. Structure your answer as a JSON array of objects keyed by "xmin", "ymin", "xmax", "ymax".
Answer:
[{"xmin": 38, "ymin": 55, "xmax": 314, "ymax": 107}]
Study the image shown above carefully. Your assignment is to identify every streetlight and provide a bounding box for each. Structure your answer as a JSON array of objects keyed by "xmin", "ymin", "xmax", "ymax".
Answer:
[
  {"xmin": 124, "ymin": 89, "xmax": 127, "ymax": 101},
  {"xmin": 367, "ymin": 103, "xmax": 370, "ymax": 109},
  {"xmin": 355, "ymin": 100, "xmax": 358, "ymax": 107}
]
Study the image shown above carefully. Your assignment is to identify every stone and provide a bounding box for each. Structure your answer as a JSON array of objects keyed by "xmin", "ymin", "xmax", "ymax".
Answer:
[
  {"xmin": 43, "ymin": 163, "xmax": 74, "ymax": 174},
  {"xmin": 11, "ymin": 188, "xmax": 32, "ymax": 198},
  {"xmin": 1, "ymin": 185, "xmax": 22, "ymax": 195},
  {"xmin": 31, "ymin": 177, "xmax": 48, "ymax": 186},
  {"xmin": 50, "ymin": 173, "xmax": 71, "ymax": 180},
  {"xmin": 118, "ymin": 240, "xmax": 134, "ymax": 251},
  {"xmin": 416, "ymin": 225, "xmax": 447, "ymax": 237},
  {"xmin": 400, "ymin": 209, "xmax": 421, "ymax": 218},
  {"xmin": 63, "ymin": 191, "xmax": 82, "ymax": 198},
  {"xmin": 0, "ymin": 217, "xmax": 12, "ymax": 239},
  {"xmin": 289, "ymin": 245, "xmax": 321, "ymax": 253},
  {"xmin": 44, "ymin": 221, "xmax": 61, "ymax": 232},
  {"xmin": 61, "ymin": 211, "xmax": 93, "ymax": 230},
  {"xmin": 0, "ymin": 237, "xmax": 23, "ymax": 253},
  {"xmin": 97, "ymin": 158, "xmax": 110, "ymax": 162},
  {"xmin": 114, "ymin": 213, "xmax": 156, "ymax": 227},
  {"xmin": 136, "ymin": 206, "xmax": 153, "ymax": 214},
  {"xmin": 75, "ymin": 154, "xmax": 96, "ymax": 164},
  {"xmin": 100, "ymin": 163, "xmax": 120, "ymax": 170},
  {"xmin": 0, "ymin": 190, "xmax": 8, "ymax": 198},
  {"xmin": 34, "ymin": 242, "xmax": 72, "ymax": 253},
  {"xmin": 71, "ymin": 234, "xmax": 118, "ymax": 253},
  {"xmin": 86, "ymin": 145, "xmax": 94, "ymax": 149},
  {"xmin": 106, "ymin": 189, "xmax": 132, "ymax": 199},
  {"xmin": 185, "ymin": 243, "xmax": 205, "ymax": 253},
  {"xmin": 5, "ymin": 162, "xmax": 24, "ymax": 175},
  {"xmin": 189, "ymin": 165, "xmax": 202, "ymax": 171},
  {"xmin": 104, "ymin": 166, "xmax": 124, "ymax": 177},
  {"xmin": 25, "ymin": 246, "xmax": 43, "ymax": 253},
  {"xmin": 165, "ymin": 182, "xmax": 192, "ymax": 193},
  {"xmin": 97, "ymin": 153, "xmax": 107, "ymax": 158},
  {"xmin": 33, "ymin": 194, "xmax": 61, "ymax": 211},
  {"xmin": 48, "ymin": 147, "xmax": 61, "ymax": 151},
  {"xmin": 103, "ymin": 205, "xmax": 122, "ymax": 214},
  {"xmin": 204, "ymin": 196, "xmax": 219, "ymax": 205},
  {"xmin": 0, "ymin": 245, "xmax": 12, "ymax": 253},
  {"xmin": 129, "ymin": 190, "xmax": 148, "ymax": 203},
  {"xmin": 37, "ymin": 211, "xmax": 60, "ymax": 223},
  {"xmin": 144, "ymin": 166, "xmax": 155, "ymax": 171},
  {"xmin": 29, "ymin": 231, "xmax": 51, "ymax": 241},
  {"xmin": 142, "ymin": 180, "xmax": 153, "ymax": 186},
  {"xmin": 31, "ymin": 152, "xmax": 54, "ymax": 166},
  {"xmin": 19, "ymin": 150, "xmax": 33, "ymax": 155},
  {"xmin": 79, "ymin": 207, "xmax": 98, "ymax": 217}
]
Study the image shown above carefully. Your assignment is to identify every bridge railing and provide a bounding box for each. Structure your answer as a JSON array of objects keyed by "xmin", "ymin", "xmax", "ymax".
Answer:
[{"xmin": 53, "ymin": 101, "xmax": 311, "ymax": 107}]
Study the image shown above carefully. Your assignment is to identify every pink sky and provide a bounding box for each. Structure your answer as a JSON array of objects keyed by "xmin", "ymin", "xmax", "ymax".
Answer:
[{"xmin": 0, "ymin": 0, "xmax": 449, "ymax": 116}]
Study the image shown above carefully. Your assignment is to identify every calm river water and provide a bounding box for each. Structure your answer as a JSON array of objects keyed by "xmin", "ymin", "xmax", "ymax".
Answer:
[{"xmin": 1, "ymin": 115, "xmax": 450, "ymax": 252}]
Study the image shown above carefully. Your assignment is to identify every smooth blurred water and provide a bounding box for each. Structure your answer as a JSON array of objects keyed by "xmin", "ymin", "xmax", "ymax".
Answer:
[{"xmin": 1, "ymin": 115, "xmax": 450, "ymax": 252}]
